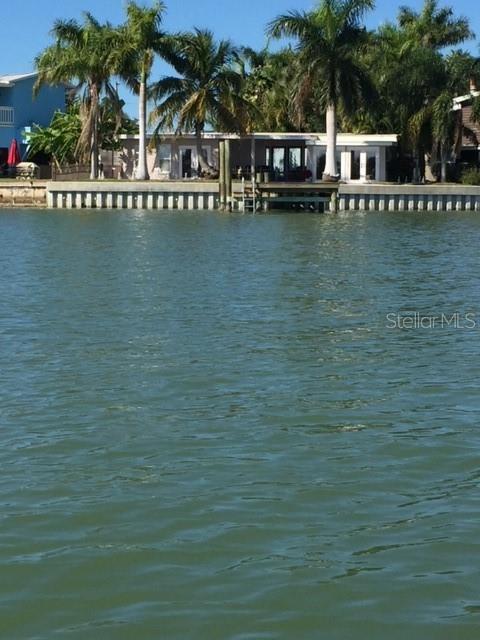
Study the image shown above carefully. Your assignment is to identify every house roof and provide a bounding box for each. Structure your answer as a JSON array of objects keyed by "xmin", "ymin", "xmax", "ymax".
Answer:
[
  {"xmin": 0, "ymin": 72, "xmax": 38, "ymax": 87},
  {"xmin": 119, "ymin": 132, "xmax": 397, "ymax": 146},
  {"xmin": 452, "ymin": 90, "xmax": 480, "ymax": 110}
]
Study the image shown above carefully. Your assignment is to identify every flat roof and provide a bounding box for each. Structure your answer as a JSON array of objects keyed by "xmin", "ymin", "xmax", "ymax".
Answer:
[
  {"xmin": 0, "ymin": 72, "xmax": 38, "ymax": 86},
  {"xmin": 120, "ymin": 132, "xmax": 397, "ymax": 145},
  {"xmin": 452, "ymin": 90, "xmax": 480, "ymax": 110}
]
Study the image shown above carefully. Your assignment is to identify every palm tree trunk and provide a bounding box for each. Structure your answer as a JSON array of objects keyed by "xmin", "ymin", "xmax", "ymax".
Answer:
[
  {"xmin": 136, "ymin": 70, "xmax": 149, "ymax": 180},
  {"xmin": 90, "ymin": 85, "xmax": 99, "ymax": 180},
  {"xmin": 323, "ymin": 103, "xmax": 338, "ymax": 180},
  {"xmin": 90, "ymin": 125, "xmax": 98, "ymax": 180},
  {"xmin": 90, "ymin": 83, "xmax": 99, "ymax": 180},
  {"xmin": 440, "ymin": 144, "xmax": 447, "ymax": 183},
  {"xmin": 424, "ymin": 147, "xmax": 438, "ymax": 183}
]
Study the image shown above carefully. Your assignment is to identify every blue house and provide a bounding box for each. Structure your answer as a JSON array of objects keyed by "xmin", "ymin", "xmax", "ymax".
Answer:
[{"xmin": 0, "ymin": 72, "xmax": 66, "ymax": 166}]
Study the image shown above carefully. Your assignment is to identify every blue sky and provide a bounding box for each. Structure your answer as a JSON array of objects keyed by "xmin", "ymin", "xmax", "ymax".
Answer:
[{"xmin": 1, "ymin": 0, "xmax": 479, "ymax": 116}]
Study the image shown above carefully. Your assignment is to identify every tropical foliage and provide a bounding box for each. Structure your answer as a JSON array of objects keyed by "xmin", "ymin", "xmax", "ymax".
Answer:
[
  {"xmin": 25, "ymin": 100, "xmax": 137, "ymax": 169},
  {"xmin": 114, "ymin": 1, "xmax": 168, "ymax": 179},
  {"xmin": 25, "ymin": 108, "xmax": 81, "ymax": 169},
  {"xmin": 34, "ymin": 0, "xmax": 480, "ymax": 182},
  {"xmin": 35, "ymin": 13, "xmax": 121, "ymax": 178},
  {"xmin": 149, "ymin": 28, "xmax": 250, "ymax": 173},
  {"xmin": 267, "ymin": 0, "xmax": 376, "ymax": 178}
]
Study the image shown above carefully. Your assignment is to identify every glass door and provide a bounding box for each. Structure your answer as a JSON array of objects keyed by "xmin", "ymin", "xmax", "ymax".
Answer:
[{"xmin": 181, "ymin": 148, "xmax": 193, "ymax": 178}]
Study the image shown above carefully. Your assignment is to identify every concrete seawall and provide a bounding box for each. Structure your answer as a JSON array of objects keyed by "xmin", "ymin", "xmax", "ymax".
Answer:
[
  {"xmin": 338, "ymin": 184, "xmax": 480, "ymax": 212},
  {"xmin": 4, "ymin": 180, "xmax": 480, "ymax": 212},
  {"xmin": 46, "ymin": 180, "xmax": 220, "ymax": 210},
  {"xmin": 0, "ymin": 180, "xmax": 48, "ymax": 207}
]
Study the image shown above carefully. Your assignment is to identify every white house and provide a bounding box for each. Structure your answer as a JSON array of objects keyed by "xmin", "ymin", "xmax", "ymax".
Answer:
[{"xmin": 112, "ymin": 132, "xmax": 397, "ymax": 182}]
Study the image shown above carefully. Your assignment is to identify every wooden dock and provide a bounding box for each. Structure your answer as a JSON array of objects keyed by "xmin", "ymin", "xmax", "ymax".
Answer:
[{"xmin": 233, "ymin": 181, "xmax": 339, "ymax": 212}]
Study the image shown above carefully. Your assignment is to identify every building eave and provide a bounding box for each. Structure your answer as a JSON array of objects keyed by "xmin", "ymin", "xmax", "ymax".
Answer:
[
  {"xmin": 118, "ymin": 132, "xmax": 398, "ymax": 145},
  {"xmin": 452, "ymin": 90, "xmax": 480, "ymax": 110},
  {"xmin": 0, "ymin": 72, "xmax": 38, "ymax": 87}
]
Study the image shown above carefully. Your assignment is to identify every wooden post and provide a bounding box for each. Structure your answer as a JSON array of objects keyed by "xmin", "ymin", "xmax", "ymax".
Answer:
[
  {"xmin": 250, "ymin": 135, "xmax": 256, "ymax": 212},
  {"xmin": 330, "ymin": 189, "xmax": 338, "ymax": 213},
  {"xmin": 219, "ymin": 140, "xmax": 225, "ymax": 210},
  {"xmin": 225, "ymin": 139, "xmax": 231, "ymax": 211}
]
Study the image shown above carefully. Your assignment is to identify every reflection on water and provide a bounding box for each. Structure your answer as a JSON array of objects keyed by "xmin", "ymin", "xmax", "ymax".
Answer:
[{"xmin": 1, "ymin": 209, "xmax": 480, "ymax": 639}]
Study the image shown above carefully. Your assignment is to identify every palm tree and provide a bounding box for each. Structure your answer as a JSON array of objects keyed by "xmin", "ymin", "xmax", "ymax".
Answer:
[
  {"xmin": 267, "ymin": 0, "xmax": 375, "ymax": 180},
  {"xmin": 398, "ymin": 0, "xmax": 472, "ymax": 50},
  {"xmin": 149, "ymin": 29, "xmax": 248, "ymax": 175},
  {"xmin": 115, "ymin": 1, "xmax": 167, "ymax": 180},
  {"xmin": 240, "ymin": 47, "xmax": 301, "ymax": 132},
  {"xmin": 35, "ymin": 14, "xmax": 119, "ymax": 179},
  {"xmin": 398, "ymin": 0, "xmax": 474, "ymax": 181}
]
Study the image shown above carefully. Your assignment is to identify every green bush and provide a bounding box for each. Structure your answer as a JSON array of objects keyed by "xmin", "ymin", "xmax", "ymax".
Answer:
[{"xmin": 460, "ymin": 167, "xmax": 480, "ymax": 185}]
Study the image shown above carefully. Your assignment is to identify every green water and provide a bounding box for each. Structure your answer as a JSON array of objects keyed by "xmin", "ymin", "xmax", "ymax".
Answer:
[{"xmin": 1, "ymin": 209, "xmax": 480, "ymax": 639}]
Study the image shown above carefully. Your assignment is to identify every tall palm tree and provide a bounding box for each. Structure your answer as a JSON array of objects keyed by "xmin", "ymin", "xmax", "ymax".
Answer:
[
  {"xmin": 267, "ymin": 0, "xmax": 375, "ymax": 180},
  {"xmin": 398, "ymin": 0, "xmax": 472, "ymax": 50},
  {"xmin": 149, "ymin": 29, "xmax": 248, "ymax": 175},
  {"xmin": 115, "ymin": 1, "xmax": 167, "ymax": 180},
  {"xmin": 398, "ymin": 0, "xmax": 473, "ymax": 181},
  {"xmin": 35, "ymin": 13, "xmax": 119, "ymax": 179}
]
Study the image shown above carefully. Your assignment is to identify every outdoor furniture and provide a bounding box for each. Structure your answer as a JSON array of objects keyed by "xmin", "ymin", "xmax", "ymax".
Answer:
[{"xmin": 15, "ymin": 162, "xmax": 39, "ymax": 180}]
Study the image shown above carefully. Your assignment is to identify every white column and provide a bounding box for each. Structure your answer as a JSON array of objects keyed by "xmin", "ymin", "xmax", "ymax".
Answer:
[
  {"xmin": 341, "ymin": 151, "xmax": 351, "ymax": 181},
  {"xmin": 324, "ymin": 104, "xmax": 337, "ymax": 178}
]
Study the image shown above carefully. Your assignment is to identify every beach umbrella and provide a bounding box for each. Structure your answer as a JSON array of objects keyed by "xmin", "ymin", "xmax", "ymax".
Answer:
[{"xmin": 7, "ymin": 139, "xmax": 21, "ymax": 166}]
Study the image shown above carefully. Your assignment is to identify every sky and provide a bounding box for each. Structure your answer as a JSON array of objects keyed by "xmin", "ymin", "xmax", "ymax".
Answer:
[{"xmin": 2, "ymin": 0, "xmax": 479, "ymax": 116}]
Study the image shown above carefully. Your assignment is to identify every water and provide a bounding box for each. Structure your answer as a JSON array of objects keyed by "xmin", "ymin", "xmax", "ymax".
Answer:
[{"xmin": 1, "ymin": 209, "xmax": 480, "ymax": 639}]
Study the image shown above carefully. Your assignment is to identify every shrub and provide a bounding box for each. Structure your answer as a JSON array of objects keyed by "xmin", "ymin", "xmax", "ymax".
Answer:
[{"xmin": 460, "ymin": 167, "xmax": 480, "ymax": 185}]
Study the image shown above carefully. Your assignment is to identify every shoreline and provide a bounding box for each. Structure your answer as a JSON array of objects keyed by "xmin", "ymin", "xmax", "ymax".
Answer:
[{"xmin": 3, "ymin": 179, "xmax": 480, "ymax": 212}]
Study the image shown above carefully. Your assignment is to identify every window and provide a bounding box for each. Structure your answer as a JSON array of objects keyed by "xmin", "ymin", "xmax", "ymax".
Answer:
[
  {"xmin": 156, "ymin": 144, "xmax": 171, "ymax": 174},
  {"xmin": 366, "ymin": 151, "xmax": 376, "ymax": 180},
  {"xmin": 272, "ymin": 147, "xmax": 285, "ymax": 176},
  {"xmin": 288, "ymin": 147, "xmax": 302, "ymax": 170},
  {"xmin": 201, "ymin": 146, "xmax": 210, "ymax": 164},
  {"xmin": 351, "ymin": 150, "xmax": 361, "ymax": 180},
  {"xmin": 316, "ymin": 153, "xmax": 326, "ymax": 179}
]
